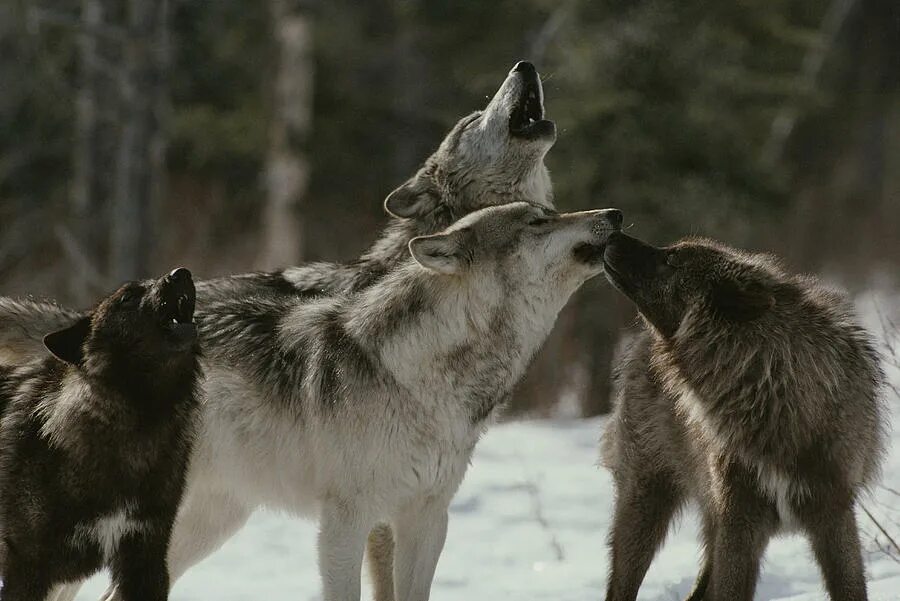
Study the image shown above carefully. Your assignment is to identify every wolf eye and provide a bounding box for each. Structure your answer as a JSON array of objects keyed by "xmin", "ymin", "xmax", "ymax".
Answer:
[{"xmin": 527, "ymin": 217, "xmax": 550, "ymax": 227}]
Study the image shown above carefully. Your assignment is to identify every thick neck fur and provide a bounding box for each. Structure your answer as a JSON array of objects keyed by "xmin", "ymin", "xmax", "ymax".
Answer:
[
  {"xmin": 79, "ymin": 353, "xmax": 200, "ymax": 421},
  {"xmin": 341, "ymin": 260, "xmax": 565, "ymax": 417},
  {"xmin": 356, "ymin": 214, "xmax": 454, "ymax": 285},
  {"xmin": 650, "ymin": 283, "xmax": 884, "ymax": 481}
]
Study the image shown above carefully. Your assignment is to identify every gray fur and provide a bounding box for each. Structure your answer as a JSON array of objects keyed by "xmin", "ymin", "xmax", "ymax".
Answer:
[
  {"xmin": 600, "ymin": 234, "xmax": 887, "ymax": 601},
  {"xmin": 0, "ymin": 298, "xmax": 80, "ymax": 365},
  {"xmin": 154, "ymin": 202, "xmax": 619, "ymax": 601}
]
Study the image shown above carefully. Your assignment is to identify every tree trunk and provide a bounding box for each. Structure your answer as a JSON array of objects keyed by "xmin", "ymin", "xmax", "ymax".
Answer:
[
  {"xmin": 110, "ymin": 0, "xmax": 168, "ymax": 282},
  {"xmin": 69, "ymin": 0, "xmax": 107, "ymax": 304},
  {"xmin": 259, "ymin": 0, "xmax": 314, "ymax": 269}
]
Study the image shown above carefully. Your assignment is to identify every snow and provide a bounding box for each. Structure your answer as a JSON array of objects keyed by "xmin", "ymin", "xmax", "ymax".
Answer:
[{"xmin": 70, "ymin": 290, "xmax": 900, "ymax": 600}]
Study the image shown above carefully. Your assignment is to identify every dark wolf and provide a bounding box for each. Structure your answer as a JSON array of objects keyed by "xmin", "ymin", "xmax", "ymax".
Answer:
[
  {"xmin": 0, "ymin": 269, "xmax": 200, "ymax": 601},
  {"xmin": 600, "ymin": 233, "xmax": 886, "ymax": 601}
]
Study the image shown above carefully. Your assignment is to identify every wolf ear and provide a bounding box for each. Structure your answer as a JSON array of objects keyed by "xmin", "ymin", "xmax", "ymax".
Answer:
[
  {"xmin": 712, "ymin": 279, "xmax": 774, "ymax": 322},
  {"xmin": 384, "ymin": 174, "xmax": 439, "ymax": 219},
  {"xmin": 409, "ymin": 231, "xmax": 464, "ymax": 275},
  {"xmin": 43, "ymin": 316, "xmax": 91, "ymax": 365}
]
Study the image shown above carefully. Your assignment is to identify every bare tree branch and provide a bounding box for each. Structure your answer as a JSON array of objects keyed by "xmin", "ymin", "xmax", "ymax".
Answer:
[
  {"xmin": 861, "ymin": 503, "xmax": 900, "ymax": 561},
  {"xmin": 258, "ymin": 0, "xmax": 314, "ymax": 268}
]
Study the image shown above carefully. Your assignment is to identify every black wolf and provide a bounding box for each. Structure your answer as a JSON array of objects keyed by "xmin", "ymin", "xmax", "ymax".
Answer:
[{"xmin": 0, "ymin": 269, "xmax": 200, "ymax": 601}]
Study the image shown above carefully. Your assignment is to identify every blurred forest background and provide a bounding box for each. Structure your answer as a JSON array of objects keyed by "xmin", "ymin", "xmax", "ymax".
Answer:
[{"xmin": 1, "ymin": 0, "xmax": 898, "ymax": 417}]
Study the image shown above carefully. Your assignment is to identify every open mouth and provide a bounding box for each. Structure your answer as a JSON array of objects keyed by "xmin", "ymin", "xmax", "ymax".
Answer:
[
  {"xmin": 573, "ymin": 242, "xmax": 607, "ymax": 265},
  {"xmin": 160, "ymin": 269, "xmax": 196, "ymax": 341},
  {"xmin": 508, "ymin": 69, "xmax": 554, "ymax": 140},
  {"xmin": 168, "ymin": 294, "xmax": 194, "ymax": 325}
]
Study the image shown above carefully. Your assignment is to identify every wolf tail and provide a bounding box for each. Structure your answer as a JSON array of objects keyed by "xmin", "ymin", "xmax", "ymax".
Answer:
[{"xmin": 0, "ymin": 298, "xmax": 81, "ymax": 364}]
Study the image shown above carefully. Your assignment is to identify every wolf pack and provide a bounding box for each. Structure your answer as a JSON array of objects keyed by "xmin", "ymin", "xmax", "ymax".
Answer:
[{"xmin": 0, "ymin": 61, "xmax": 887, "ymax": 601}]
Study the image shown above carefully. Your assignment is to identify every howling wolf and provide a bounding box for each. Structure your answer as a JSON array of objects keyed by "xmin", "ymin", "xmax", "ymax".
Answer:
[
  {"xmin": 0, "ymin": 60, "xmax": 557, "ymax": 369},
  {"xmin": 0, "ymin": 269, "xmax": 200, "ymax": 601},
  {"xmin": 600, "ymin": 233, "xmax": 886, "ymax": 601}
]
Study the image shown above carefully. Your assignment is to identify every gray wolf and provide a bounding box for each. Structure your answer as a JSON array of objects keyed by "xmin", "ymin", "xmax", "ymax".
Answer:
[
  {"xmin": 0, "ymin": 269, "xmax": 200, "ymax": 601},
  {"xmin": 600, "ymin": 233, "xmax": 886, "ymax": 601},
  {"xmin": 89, "ymin": 201, "xmax": 618, "ymax": 601},
  {"xmin": 0, "ymin": 60, "xmax": 557, "ymax": 369}
]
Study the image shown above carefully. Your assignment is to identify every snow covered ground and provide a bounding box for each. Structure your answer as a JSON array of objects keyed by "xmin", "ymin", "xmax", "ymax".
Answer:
[{"xmin": 73, "ymin": 291, "xmax": 900, "ymax": 601}]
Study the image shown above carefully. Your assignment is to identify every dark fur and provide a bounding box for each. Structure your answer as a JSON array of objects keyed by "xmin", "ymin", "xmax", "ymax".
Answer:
[
  {"xmin": 601, "ymin": 234, "xmax": 886, "ymax": 601},
  {"xmin": 0, "ymin": 271, "xmax": 201, "ymax": 601}
]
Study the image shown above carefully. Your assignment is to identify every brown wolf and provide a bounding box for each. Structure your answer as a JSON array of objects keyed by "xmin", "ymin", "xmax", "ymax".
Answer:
[{"xmin": 600, "ymin": 233, "xmax": 886, "ymax": 601}]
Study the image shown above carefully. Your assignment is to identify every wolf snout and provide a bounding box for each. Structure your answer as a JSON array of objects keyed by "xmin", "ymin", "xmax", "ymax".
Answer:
[
  {"xmin": 167, "ymin": 267, "xmax": 192, "ymax": 283},
  {"xmin": 164, "ymin": 268, "xmax": 195, "ymax": 297},
  {"xmin": 513, "ymin": 60, "xmax": 536, "ymax": 75},
  {"xmin": 161, "ymin": 267, "xmax": 196, "ymax": 327},
  {"xmin": 600, "ymin": 209, "xmax": 623, "ymax": 230},
  {"xmin": 589, "ymin": 208, "xmax": 623, "ymax": 236}
]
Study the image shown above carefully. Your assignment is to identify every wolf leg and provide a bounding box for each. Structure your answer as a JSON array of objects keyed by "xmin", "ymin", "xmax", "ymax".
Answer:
[
  {"xmin": 707, "ymin": 517, "xmax": 772, "ymax": 601},
  {"xmin": 392, "ymin": 499, "xmax": 449, "ymax": 601},
  {"xmin": 707, "ymin": 468, "xmax": 777, "ymax": 601},
  {"xmin": 605, "ymin": 472, "xmax": 682, "ymax": 601},
  {"xmin": 366, "ymin": 523, "xmax": 395, "ymax": 601},
  {"xmin": 109, "ymin": 529, "xmax": 169, "ymax": 601},
  {"xmin": 802, "ymin": 500, "xmax": 868, "ymax": 601},
  {"xmin": 684, "ymin": 508, "xmax": 716, "ymax": 601},
  {"xmin": 98, "ymin": 488, "xmax": 253, "ymax": 601},
  {"xmin": 318, "ymin": 500, "xmax": 370, "ymax": 601}
]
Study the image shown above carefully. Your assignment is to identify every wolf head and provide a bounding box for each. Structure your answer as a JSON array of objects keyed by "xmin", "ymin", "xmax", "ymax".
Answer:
[
  {"xmin": 602, "ymin": 234, "xmax": 790, "ymax": 339},
  {"xmin": 384, "ymin": 61, "xmax": 556, "ymax": 221},
  {"xmin": 409, "ymin": 202, "xmax": 622, "ymax": 305},
  {"xmin": 43, "ymin": 268, "xmax": 198, "ymax": 376}
]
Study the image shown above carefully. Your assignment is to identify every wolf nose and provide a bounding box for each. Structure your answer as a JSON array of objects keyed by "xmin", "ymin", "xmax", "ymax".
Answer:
[
  {"xmin": 513, "ymin": 61, "xmax": 536, "ymax": 75},
  {"xmin": 168, "ymin": 267, "xmax": 192, "ymax": 283},
  {"xmin": 601, "ymin": 208, "xmax": 623, "ymax": 230}
]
